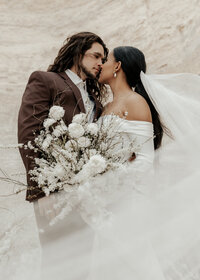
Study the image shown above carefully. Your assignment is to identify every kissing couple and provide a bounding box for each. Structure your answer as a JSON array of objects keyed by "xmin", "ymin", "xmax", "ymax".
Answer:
[
  {"xmin": 18, "ymin": 31, "xmax": 161, "ymax": 203},
  {"xmin": 17, "ymin": 31, "xmax": 200, "ymax": 280}
]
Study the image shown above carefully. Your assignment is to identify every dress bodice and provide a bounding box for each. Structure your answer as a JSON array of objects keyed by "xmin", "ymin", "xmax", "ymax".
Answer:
[{"xmin": 98, "ymin": 115, "xmax": 154, "ymax": 168}]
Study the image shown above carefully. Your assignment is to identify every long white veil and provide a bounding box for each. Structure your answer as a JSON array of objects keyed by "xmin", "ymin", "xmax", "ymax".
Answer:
[
  {"xmin": 33, "ymin": 72, "xmax": 200, "ymax": 280},
  {"xmin": 140, "ymin": 72, "xmax": 200, "ymax": 140},
  {"xmin": 3, "ymin": 73, "xmax": 200, "ymax": 280}
]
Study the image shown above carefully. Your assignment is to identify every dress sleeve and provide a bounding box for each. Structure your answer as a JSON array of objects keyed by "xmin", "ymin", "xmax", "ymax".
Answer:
[
  {"xmin": 124, "ymin": 121, "xmax": 154, "ymax": 171},
  {"xmin": 134, "ymin": 133, "xmax": 154, "ymax": 168}
]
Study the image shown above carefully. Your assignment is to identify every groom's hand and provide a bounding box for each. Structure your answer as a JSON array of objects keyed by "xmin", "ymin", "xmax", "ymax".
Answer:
[{"xmin": 128, "ymin": 152, "xmax": 136, "ymax": 162}]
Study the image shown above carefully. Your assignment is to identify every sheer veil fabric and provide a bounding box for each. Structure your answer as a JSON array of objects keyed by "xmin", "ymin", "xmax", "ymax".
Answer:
[
  {"xmin": 140, "ymin": 71, "xmax": 200, "ymax": 141},
  {"xmin": 33, "ymin": 72, "xmax": 200, "ymax": 280},
  {"xmin": 3, "ymin": 73, "xmax": 200, "ymax": 280}
]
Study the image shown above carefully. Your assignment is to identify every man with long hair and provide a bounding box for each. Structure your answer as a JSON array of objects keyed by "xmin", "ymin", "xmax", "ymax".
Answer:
[{"xmin": 18, "ymin": 32, "xmax": 108, "ymax": 202}]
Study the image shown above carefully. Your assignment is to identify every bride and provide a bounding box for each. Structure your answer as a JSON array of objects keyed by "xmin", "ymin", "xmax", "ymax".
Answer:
[{"xmin": 25, "ymin": 46, "xmax": 200, "ymax": 279}]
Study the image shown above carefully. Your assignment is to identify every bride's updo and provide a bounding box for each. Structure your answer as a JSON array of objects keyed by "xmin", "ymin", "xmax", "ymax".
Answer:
[{"xmin": 113, "ymin": 46, "xmax": 163, "ymax": 149}]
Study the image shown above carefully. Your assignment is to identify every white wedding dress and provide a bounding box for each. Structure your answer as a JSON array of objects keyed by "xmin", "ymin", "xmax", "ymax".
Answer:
[
  {"xmin": 34, "ymin": 110, "xmax": 200, "ymax": 280},
  {"xmin": 33, "ymin": 116, "xmax": 156, "ymax": 280},
  {"xmin": 1, "ymin": 73, "xmax": 200, "ymax": 280}
]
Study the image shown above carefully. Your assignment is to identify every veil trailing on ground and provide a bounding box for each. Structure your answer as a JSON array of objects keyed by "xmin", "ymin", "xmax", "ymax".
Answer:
[
  {"xmin": 33, "ymin": 72, "xmax": 200, "ymax": 280},
  {"xmin": 2, "ymin": 73, "xmax": 200, "ymax": 280}
]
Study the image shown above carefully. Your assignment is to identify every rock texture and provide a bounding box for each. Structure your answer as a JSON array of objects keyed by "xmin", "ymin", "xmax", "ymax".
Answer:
[{"xmin": 0, "ymin": 0, "xmax": 199, "ymax": 278}]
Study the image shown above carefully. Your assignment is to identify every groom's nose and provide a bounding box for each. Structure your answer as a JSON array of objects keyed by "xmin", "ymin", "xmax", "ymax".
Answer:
[{"xmin": 97, "ymin": 58, "xmax": 103, "ymax": 67}]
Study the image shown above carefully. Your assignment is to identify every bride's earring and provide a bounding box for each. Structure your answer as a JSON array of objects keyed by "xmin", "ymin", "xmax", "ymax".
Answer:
[{"xmin": 113, "ymin": 72, "xmax": 117, "ymax": 78}]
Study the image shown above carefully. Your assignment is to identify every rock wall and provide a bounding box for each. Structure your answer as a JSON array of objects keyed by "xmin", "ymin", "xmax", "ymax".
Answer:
[{"xmin": 0, "ymin": 1, "xmax": 199, "ymax": 277}]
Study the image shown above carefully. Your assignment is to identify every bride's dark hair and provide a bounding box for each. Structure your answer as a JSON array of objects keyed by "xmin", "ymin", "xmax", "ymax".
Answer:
[{"xmin": 113, "ymin": 46, "xmax": 163, "ymax": 149}]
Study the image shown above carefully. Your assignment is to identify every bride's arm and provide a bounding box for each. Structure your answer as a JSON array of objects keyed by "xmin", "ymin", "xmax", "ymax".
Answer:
[
  {"xmin": 125, "ymin": 93, "xmax": 152, "ymax": 123},
  {"xmin": 125, "ymin": 94, "xmax": 153, "ymax": 163}
]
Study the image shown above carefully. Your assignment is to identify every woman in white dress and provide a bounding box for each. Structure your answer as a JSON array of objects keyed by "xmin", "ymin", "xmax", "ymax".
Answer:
[
  {"xmin": 98, "ymin": 46, "xmax": 163, "ymax": 165},
  {"xmin": 35, "ymin": 46, "xmax": 200, "ymax": 280}
]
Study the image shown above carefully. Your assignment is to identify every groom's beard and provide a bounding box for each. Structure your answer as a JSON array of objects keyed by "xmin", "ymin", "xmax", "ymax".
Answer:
[{"xmin": 80, "ymin": 64, "xmax": 99, "ymax": 80}]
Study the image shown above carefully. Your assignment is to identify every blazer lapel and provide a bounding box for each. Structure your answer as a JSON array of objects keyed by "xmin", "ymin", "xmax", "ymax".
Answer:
[
  {"xmin": 58, "ymin": 72, "xmax": 86, "ymax": 113},
  {"xmin": 58, "ymin": 72, "xmax": 102, "ymax": 121}
]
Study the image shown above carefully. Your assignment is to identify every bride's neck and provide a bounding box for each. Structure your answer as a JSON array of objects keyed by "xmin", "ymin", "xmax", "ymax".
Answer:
[{"xmin": 109, "ymin": 77, "xmax": 132, "ymax": 100}]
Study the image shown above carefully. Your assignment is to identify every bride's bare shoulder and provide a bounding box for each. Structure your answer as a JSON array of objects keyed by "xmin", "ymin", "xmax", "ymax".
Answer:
[{"xmin": 125, "ymin": 92, "xmax": 152, "ymax": 122}]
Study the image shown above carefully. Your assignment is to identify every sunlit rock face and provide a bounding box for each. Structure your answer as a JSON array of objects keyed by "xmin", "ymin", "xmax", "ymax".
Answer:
[
  {"xmin": 0, "ymin": 0, "xmax": 199, "ymax": 185},
  {"xmin": 0, "ymin": 1, "xmax": 199, "ymax": 278},
  {"xmin": 1, "ymin": 0, "xmax": 199, "ymax": 78},
  {"xmin": 0, "ymin": 0, "xmax": 199, "ymax": 168}
]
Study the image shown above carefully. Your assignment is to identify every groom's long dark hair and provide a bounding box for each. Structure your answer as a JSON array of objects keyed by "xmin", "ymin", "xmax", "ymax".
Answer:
[
  {"xmin": 48, "ymin": 32, "xmax": 109, "ymax": 101},
  {"xmin": 113, "ymin": 46, "xmax": 163, "ymax": 149}
]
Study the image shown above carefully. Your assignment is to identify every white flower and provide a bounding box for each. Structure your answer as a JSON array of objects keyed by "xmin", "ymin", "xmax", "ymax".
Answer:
[
  {"xmin": 42, "ymin": 134, "xmax": 53, "ymax": 149},
  {"xmin": 72, "ymin": 113, "xmax": 87, "ymax": 124},
  {"xmin": 43, "ymin": 118, "xmax": 56, "ymax": 129},
  {"xmin": 54, "ymin": 163, "xmax": 66, "ymax": 178},
  {"xmin": 51, "ymin": 149, "xmax": 59, "ymax": 158},
  {"xmin": 38, "ymin": 172, "xmax": 46, "ymax": 185},
  {"xmin": 88, "ymin": 149, "xmax": 97, "ymax": 157},
  {"xmin": 77, "ymin": 136, "xmax": 91, "ymax": 148},
  {"xmin": 100, "ymin": 142, "xmax": 108, "ymax": 151},
  {"xmin": 43, "ymin": 187, "xmax": 50, "ymax": 196},
  {"xmin": 49, "ymin": 106, "xmax": 65, "ymax": 121},
  {"xmin": 53, "ymin": 125, "xmax": 64, "ymax": 137},
  {"xmin": 68, "ymin": 123, "xmax": 85, "ymax": 138},
  {"xmin": 88, "ymin": 155, "xmax": 107, "ymax": 174},
  {"xmin": 76, "ymin": 158, "xmax": 85, "ymax": 170},
  {"xmin": 47, "ymin": 174, "xmax": 58, "ymax": 185},
  {"xmin": 73, "ymin": 155, "xmax": 107, "ymax": 184},
  {"xmin": 65, "ymin": 140, "xmax": 77, "ymax": 151},
  {"xmin": 60, "ymin": 120, "xmax": 68, "ymax": 132},
  {"xmin": 86, "ymin": 123, "xmax": 99, "ymax": 135},
  {"xmin": 82, "ymin": 148, "xmax": 97, "ymax": 162},
  {"xmin": 27, "ymin": 141, "xmax": 35, "ymax": 150},
  {"xmin": 60, "ymin": 149, "xmax": 73, "ymax": 160}
]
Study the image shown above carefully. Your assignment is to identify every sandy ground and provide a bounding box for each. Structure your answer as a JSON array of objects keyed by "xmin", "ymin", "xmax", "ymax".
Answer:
[{"xmin": 0, "ymin": 0, "xmax": 199, "ymax": 278}]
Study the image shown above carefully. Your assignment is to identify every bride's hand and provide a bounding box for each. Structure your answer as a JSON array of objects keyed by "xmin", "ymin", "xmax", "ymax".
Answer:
[{"xmin": 129, "ymin": 152, "xmax": 136, "ymax": 162}]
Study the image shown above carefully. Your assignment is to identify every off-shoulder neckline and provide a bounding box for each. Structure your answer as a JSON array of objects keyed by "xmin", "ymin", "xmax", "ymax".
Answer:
[{"xmin": 100, "ymin": 115, "xmax": 153, "ymax": 125}]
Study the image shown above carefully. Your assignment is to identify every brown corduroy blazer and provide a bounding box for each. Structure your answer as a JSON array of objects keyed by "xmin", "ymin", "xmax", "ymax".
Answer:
[{"xmin": 18, "ymin": 71, "xmax": 102, "ymax": 202}]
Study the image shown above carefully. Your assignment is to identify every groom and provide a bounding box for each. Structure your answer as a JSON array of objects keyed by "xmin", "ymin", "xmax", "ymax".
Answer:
[{"xmin": 18, "ymin": 32, "xmax": 108, "ymax": 202}]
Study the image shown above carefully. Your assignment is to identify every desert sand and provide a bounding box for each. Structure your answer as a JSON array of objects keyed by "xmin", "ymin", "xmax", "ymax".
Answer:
[{"xmin": 0, "ymin": 0, "xmax": 199, "ymax": 278}]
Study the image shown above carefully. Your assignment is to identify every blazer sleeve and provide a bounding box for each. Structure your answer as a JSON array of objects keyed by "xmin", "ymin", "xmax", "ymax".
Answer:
[{"xmin": 18, "ymin": 71, "xmax": 53, "ymax": 202}]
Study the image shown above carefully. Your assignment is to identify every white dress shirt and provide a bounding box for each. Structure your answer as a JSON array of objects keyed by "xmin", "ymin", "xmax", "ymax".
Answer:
[{"xmin": 65, "ymin": 69, "xmax": 95, "ymax": 122}]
